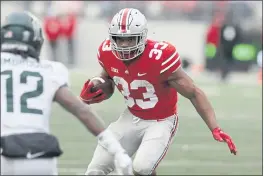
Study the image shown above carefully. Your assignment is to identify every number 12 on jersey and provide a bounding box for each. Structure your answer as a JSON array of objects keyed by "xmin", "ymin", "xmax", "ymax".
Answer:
[{"xmin": 1, "ymin": 70, "xmax": 44, "ymax": 114}]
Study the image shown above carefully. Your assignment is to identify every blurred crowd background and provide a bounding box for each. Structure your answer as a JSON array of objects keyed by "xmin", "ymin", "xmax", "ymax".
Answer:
[{"xmin": 1, "ymin": 1, "xmax": 263, "ymax": 83}]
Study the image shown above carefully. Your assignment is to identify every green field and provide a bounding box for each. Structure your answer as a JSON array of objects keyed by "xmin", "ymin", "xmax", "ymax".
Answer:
[{"xmin": 51, "ymin": 71, "xmax": 262, "ymax": 175}]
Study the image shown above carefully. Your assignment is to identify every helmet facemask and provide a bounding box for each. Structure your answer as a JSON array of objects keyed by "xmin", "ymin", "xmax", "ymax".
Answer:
[{"xmin": 109, "ymin": 29, "xmax": 147, "ymax": 61}]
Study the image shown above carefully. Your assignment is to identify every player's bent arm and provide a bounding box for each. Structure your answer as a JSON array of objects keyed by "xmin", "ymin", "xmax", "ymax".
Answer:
[
  {"xmin": 54, "ymin": 86, "xmax": 125, "ymax": 155},
  {"xmin": 99, "ymin": 67, "xmax": 111, "ymax": 80},
  {"xmin": 167, "ymin": 67, "xmax": 218, "ymax": 131},
  {"xmin": 166, "ymin": 68, "xmax": 237, "ymax": 155},
  {"xmin": 91, "ymin": 67, "xmax": 112, "ymax": 83},
  {"xmin": 91, "ymin": 68, "xmax": 112, "ymax": 83},
  {"xmin": 54, "ymin": 86, "xmax": 105, "ymax": 136}
]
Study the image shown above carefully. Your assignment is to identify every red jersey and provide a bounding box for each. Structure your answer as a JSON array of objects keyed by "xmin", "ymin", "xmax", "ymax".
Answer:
[{"xmin": 97, "ymin": 39, "xmax": 181, "ymax": 120}]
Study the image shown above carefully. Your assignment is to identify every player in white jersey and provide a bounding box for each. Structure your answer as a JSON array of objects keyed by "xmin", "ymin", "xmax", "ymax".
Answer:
[{"xmin": 1, "ymin": 12, "xmax": 133, "ymax": 175}]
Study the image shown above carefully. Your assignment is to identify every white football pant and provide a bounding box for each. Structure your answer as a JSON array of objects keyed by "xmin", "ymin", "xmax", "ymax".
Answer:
[
  {"xmin": 1, "ymin": 156, "xmax": 58, "ymax": 175},
  {"xmin": 85, "ymin": 109, "xmax": 179, "ymax": 175}
]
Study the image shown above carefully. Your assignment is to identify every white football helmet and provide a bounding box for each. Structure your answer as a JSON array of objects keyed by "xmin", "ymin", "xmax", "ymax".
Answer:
[{"xmin": 109, "ymin": 8, "xmax": 148, "ymax": 61}]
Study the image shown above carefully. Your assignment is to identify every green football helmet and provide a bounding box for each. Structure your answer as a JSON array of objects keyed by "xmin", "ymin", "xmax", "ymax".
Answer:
[{"xmin": 1, "ymin": 11, "xmax": 44, "ymax": 59}]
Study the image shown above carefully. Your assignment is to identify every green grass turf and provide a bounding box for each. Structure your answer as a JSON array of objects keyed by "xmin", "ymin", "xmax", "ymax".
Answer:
[{"xmin": 51, "ymin": 71, "xmax": 262, "ymax": 175}]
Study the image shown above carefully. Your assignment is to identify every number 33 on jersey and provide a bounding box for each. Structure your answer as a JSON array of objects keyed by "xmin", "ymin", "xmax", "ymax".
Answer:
[{"xmin": 98, "ymin": 39, "xmax": 181, "ymax": 120}]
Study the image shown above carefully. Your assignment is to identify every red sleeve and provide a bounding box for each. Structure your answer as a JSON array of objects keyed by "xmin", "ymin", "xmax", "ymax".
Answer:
[
  {"xmin": 97, "ymin": 41, "xmax": 104, "ymax": 68},
  {"xmin": 160, "ymin": 43, "xmax": 182, "ymax": 80},
  {"xmin": 97, "ymin": 39, "xmax": 111, "ymax": 68}
]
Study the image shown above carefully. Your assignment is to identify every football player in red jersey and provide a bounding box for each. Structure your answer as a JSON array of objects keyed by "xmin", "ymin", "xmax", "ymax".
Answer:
[{"xmin": 80, "ymin": 8, "xmax": 237, "ymax": 175}]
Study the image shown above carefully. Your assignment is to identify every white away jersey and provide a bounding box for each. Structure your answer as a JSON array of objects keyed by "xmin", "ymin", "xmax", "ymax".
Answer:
[{"xmin": 1, "ymin": 52, "xmax": 69, "ymax": 136}]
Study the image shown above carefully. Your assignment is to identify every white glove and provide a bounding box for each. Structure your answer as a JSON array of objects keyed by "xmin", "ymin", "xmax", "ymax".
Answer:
[
  {"xmin": 114, "ymin": 151, "xmax": 133, "ymax": 175},
  {"xmin": 97, "ymin": 129, "xmax": 133, "ymax": 175}
]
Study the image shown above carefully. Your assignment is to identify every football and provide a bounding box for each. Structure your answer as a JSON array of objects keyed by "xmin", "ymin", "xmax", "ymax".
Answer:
[{"xmin": 90, "ymin": 77, "xmax": 115, "ymax": 99}]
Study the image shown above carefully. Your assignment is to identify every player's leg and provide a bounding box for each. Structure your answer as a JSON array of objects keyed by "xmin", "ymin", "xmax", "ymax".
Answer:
[
  {"xmin": 85, "ymin": 141, "xmax": 116, "ymax": 175},
  {"xmin": 85, "ymin": 109, "xmax": 143, "ymax": 175},
  {"xmin": 1, "ymin": 156, "xmax": 58, "ymax": 175},
  {"xmin": 67, "ymin": 37, "xmax": 76, "ymax": 67},
  {"xmin": 50, "ymin": 40, "xmax": 58, "ymax": 62},
  {"xmin": 133, "ymin": 114, "xmax": 179, "ymax": 175},
  {"xmin": 1, "ymin": 156, "xmax": 13, "ymax": 175}
]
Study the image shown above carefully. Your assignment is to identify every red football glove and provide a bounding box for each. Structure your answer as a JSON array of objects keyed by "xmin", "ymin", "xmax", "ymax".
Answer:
[
  {"xmin": 212, "ymin": 127, "xmax": 237, "ymax": 155},
  {"xmin": 80, "ymin": 79, "xmax": 106, "ymax": 104}
]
